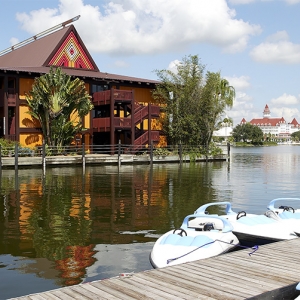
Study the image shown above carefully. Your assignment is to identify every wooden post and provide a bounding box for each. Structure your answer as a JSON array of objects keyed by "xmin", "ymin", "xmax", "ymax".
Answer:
[
  {"xmin": 42, "ymin": 142, "xmax": 46, "ymax": 173},
  {"xmin": 227, "ymin": 142, "xmax": 230, "ymax": 162},
  {"xmin": 118, "ymin": 140, "xmax": 121, "ymax": 168},
  {"xmin": 0, "ymin": 145, "xmax": 2, "ymax": 173},
  {"xmin": 179, "ymin": 144, "xmax": 183, "ymax": 164},
  {"xmin": 110, "ymin": 88, "xmax": 115, "ymax": 155},
  {"xmin": 82, "ymin": 143, "xmax": 86, "ymax": 173},
  {"xmin": 150, "ymin": 141, "xmax": 153, "ymax": 165},
  {"xmin": 15, "ymin": 143, "xmax": 18, "ymax": 171}
]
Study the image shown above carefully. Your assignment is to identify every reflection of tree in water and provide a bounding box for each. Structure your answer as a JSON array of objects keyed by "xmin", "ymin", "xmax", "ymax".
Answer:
[
  {"xmin": 28, "ymin": 173, "xmax": 96, "ymax": 286},
  {"xmin": 150, "ymin": 163, "xmax": 231, "ymax": 232}
]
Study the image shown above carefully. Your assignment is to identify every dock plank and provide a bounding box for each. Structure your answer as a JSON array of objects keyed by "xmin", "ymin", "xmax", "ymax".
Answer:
[
  {"xmin": 174, "ymin": 262, "xmax": 271, "ymax": 295},
  {"xmin": 161, "ymin": 265, "xmax": 253, "ymax": 298},
  {"xmin": 76, "ymin": 283, "xmax": 120, "ymax": 300},
  {"xmin": 136, "ymin": 271, "xmax": 212, "ymax": 299},
  {"xmin": 89, "ymin": 281, "xmax": 136, "ymax": 299},
  {"xmin": 187, "ymin": 260, "xmax": 280, "ymax": 289},
  {"xmin": 9, "ymin": 238, "xmax": 300, "ymax": 300},
  {"xmin": 151, "ymin": 268, "xmax": 244, "ymax": 300}
]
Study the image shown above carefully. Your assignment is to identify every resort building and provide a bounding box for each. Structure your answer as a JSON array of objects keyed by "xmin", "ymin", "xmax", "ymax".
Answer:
[
  {"xmin": 0, "ymin": 16, "xmax": 162, "ymax": 150},
  {"xmin": 240, "ymin": 104, "xmax": 300, "ymax": 140}
]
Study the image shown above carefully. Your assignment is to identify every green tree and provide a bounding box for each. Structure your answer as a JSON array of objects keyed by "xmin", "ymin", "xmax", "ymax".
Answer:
[
  {"xmin": 152, "ymin": 55, "xmax": 204, "ymax": 145},
  {"xmin": 291, "ymin": 130, "xmax": 300, "ymax": 141},
  {"xmin": 152, "ymin": 55, "xmax": 235, "ymax": 147},
  {"xmin": 25, "ymin": 67, "xmax": 93, "ymax": 146},
  {"xmin": 198, "ymin": 72, "xmax": 235, "ymax": 147},
  {"xmin": 251, "ymin": 125, "xmax": 264, "ymax": 143},
  {"xmin": 232, "ymin": 123, "xmax": 263, "ymax": 143}
]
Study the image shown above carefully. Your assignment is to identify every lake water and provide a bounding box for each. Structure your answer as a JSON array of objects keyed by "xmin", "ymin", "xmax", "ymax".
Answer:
[{"xmin": 0, "ymin": 145, "xmax": 300, "ymax": 299}]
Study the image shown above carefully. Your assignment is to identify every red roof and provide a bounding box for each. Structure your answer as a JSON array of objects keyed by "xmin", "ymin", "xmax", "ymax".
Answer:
[
  {"xmin": 250, "ymin": 117, "xmax": 285, "ymax": 126},
  {"xmin": 290, "ymin": 118, "xmax": 299, "ymax": 126}
]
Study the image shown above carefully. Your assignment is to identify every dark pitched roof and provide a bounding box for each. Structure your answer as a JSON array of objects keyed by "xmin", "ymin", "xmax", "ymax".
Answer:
[
  {"xmin": 0, "ymin": 24, "xmax": 159, "ymax": 85},
  {"xmin": 0, "ymin": 25, "xmax": 98, "ymax": 71},
  {"xmin": 0, "ymin": 65, "xmax": 159, "ymax": 85},
  {"xmin": 0, "ymin": 26, "xmax": 70, "ymax": 68}
]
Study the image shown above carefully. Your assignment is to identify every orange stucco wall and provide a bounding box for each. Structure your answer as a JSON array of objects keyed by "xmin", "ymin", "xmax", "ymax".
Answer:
[{"xmin": 19, "ymin": 78, "xmax": 34, "ymax": 100}]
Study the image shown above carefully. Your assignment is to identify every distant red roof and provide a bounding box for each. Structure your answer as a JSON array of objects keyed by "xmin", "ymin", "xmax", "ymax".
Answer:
[
  {"xmin": 240, "ymin": 105, "xmax": 300, "ymax": 128},
  {"xmin": 290, "ymin": 118, "xmax": 299, "ymax": 126},
  {"xmin": 250, "ymin": 117, "xmax": 285, "ymax": 126}
]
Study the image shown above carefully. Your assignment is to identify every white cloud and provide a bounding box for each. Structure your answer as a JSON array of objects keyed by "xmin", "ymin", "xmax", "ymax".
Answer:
[
  {"xmin": 228, "ymin": 0, "xmax": 274, "ymax": 5},
  {"xmin": 229, "ymin": 0, "xmax": 299, "ymax": 4},
  {"xmin": 167, "ymin": 60, "xmax": 181, "ymax": 73},
  {"xmin": 9, "ymin": 37, "xmax": 19, "ymax": 46},
  {"xmin": 223, "ymin": 75, "xmax": 253, "ymax": 125},
  {"xmin": 14, "ymin": 0, "xmax": 261, "ymax": 55},
  {"xmin": 250, "ymin": 31, "xmax": 300, "ymax": 64},
  {"xmin": 228, "ymin": 0, "xmax": 256, "ymax": 4},
  {"xmin": 267, "ymin": 94, "xmax": 300, "ymax": 123},
  {"xmin": 225, "ymin": 75, "xmax": 251, "ymax": 90},
  {"xmin": 266, "ymin": 30, "xmax": 289, "ymax": 43},
  {"xmin": 271, "ymin": 107, "xmax": 300, "ymax": 122},
  {"xmin": 271, "ymin": 93, "xmax": 300, "ymax": 105}
]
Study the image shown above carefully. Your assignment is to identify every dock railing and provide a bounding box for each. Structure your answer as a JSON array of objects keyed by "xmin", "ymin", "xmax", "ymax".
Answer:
[{"xmin": 0, "ymin": 142, "xmax": 230, "ymax": 171}]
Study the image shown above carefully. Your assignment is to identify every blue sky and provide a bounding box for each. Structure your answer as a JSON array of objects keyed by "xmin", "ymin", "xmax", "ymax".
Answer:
[{"xmin": 1, "ymin": 0, "xmax": 300, "ymax": 125}]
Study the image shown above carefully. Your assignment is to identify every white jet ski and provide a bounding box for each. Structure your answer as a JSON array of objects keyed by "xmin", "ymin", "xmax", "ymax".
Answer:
[
  {"xmin": 194, "ymin": 202, "xmax": 299, "ymax": 247},
  {"xmin": 266, "ymin": 198, "xmax": 300, "ymax": 236},
  {"xmin": 150, "ymin": 214, "xmax": 239, "ymax": 269}
]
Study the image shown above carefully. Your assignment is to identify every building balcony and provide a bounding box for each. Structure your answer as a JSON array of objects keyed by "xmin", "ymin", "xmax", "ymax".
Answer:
[{"xmin": 92, "ymin": 89, "xmax": 134, "ymax": 106}]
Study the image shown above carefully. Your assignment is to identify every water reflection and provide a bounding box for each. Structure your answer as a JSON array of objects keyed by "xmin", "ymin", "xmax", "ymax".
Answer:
[{"xmin": 0, "ymin": 146, "xmax": 300, "ymax": 299}]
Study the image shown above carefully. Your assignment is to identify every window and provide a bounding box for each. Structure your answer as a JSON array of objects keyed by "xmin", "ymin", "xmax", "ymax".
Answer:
[{"xmin": 91, "ymin": 84, "xmax": 109, "ymax": 93}]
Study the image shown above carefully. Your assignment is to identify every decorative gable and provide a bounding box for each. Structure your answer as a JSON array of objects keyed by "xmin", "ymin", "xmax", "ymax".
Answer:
[{"xmin": 48, "ymin": 31, "xmax": 95, "ymax": 70}]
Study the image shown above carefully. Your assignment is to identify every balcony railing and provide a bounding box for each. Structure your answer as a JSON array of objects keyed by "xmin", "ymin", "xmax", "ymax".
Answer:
[
  {"xmin": 92, "ymin": 117, "xmax": 133, "ymax": 132},
  {"xmin": 92, "ymin": 89, "xmax": 133, "ymax": 106},
  {"xmin": 92, "ymin": 118, "xmax": 110, "ymax": 132},
  {"xmin": 92, "ymin": 90, "xmax": 111, "ymax": 105},
  {"xmin": 112, "ymin": 90, "xmax": 133, "ymax": 101}
]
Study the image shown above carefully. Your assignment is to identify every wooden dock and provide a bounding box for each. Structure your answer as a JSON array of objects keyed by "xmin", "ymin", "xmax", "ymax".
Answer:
[{"xmin": 10, "ymin": 239, "xmax": 300, "ymax": 299}]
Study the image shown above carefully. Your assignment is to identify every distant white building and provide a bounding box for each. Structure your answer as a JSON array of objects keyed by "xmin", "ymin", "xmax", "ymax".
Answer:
[
  {"xmin": 213, "ymin": 125, "xmax": 233, "ymax": 140},
  {"xmin": 240, "ymin": 104, "xmax": 300, "ymax": 140},
  {"xmin": 213, "ymin": 120, "xmax": 233, "ymax": 141}
]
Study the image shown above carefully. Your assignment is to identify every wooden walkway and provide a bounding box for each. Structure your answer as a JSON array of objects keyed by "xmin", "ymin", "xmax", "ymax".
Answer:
[{"xmin": 10, "ymin": 239, "xmax": 300, "ymax": 300}]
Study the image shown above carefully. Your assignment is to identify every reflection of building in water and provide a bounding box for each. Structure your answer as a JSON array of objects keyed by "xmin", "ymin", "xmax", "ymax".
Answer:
[
  {"xmin": 56, "ymin": 245, "xmax": 96, "ymax": 286},
  {"xmin": 241, "ymin": 104, "xmax": 300, "ymax": 141},
  {"xmin": 0, "ymin": 166, "xmax": 170, "ymax": 286},
  {"xmin": 89, "ymin": 165, "xmax": 169, "ymax": 244}
]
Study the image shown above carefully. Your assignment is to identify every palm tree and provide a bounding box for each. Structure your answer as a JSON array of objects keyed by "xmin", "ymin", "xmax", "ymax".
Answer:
[
  {"xmin": 199, "ymin": 72, "xmax": 235, "ymax": 147},
  {"xmin": 217, "ymin": 78, "xmax": 235, "ymax": 109},
  {"xmin": 25, "ymin": 67, "xmax": 93, "ymax": 146}
]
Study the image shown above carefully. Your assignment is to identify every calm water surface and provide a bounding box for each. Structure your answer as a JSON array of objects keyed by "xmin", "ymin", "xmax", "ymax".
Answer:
[{"xmin": 0, "ymin": 145, "xmax": 300, "ymax": 299}]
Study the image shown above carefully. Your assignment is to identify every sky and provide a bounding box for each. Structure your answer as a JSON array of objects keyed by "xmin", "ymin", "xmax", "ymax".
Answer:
[{"xmin": 1, "ymin": 0, "xmax": 300, "ymax": 126}]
